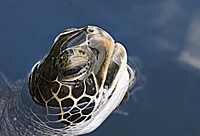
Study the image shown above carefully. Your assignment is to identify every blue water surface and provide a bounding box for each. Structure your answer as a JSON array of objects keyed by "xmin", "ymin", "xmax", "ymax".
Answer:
[{"xmin": 1, "ymin": 0, "xmax": 200, "ymax": 136}]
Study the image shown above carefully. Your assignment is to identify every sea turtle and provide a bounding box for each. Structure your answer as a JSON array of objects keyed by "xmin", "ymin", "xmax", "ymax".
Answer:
[{"xmin": 0, "ymin": 26, "xmax": 136, "ymax": 136}]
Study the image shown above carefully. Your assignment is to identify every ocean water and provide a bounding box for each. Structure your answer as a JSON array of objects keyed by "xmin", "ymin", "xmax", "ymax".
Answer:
[{"xmin": 1, "ymin": 0, "xmax": 200, "ymax": 136}]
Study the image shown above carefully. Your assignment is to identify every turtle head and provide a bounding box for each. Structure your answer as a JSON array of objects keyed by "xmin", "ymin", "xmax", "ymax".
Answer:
[
  {"xmin": 28, "ymin": 26, "xmax": 120, "ymax": 105},
  {"xmin": 28, "ymin": 26, "xmax": 132, "ymax": 130}
]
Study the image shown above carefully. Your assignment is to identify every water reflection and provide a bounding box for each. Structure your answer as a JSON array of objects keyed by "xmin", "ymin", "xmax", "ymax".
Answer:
[{"xmin": 179, "ymin": 14, "xmax": 200, "ymax": 70}]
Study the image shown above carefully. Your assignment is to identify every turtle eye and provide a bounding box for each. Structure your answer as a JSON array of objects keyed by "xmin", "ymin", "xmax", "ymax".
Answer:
[
  {"xmin": 58, "ymin": 61, "xmax": 90, "ymax": 82},
  {"xmin": 61, "ymin": 64, "xmax": 86, "ymax": 77},
  {"xmin": 57, "ymin": 46, "xmax": 93, "ymax": 81}
]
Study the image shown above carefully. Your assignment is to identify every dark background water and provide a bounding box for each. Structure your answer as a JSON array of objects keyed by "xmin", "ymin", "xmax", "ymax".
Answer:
[{"xmin": 1, "ymin": 0, "xmax": 200, "ymax": 136}]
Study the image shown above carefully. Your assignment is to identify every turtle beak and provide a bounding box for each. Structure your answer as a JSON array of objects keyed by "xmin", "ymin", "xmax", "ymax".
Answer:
[
  {"xmin": 52, "ymin": 26, "xmax": 104, "ymax": 56},
  {"xmin": 50, "ymin": 27, "xmax": 88, "ymax": 57}
]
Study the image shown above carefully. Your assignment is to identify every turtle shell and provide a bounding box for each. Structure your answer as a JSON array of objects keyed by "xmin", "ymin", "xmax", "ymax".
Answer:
[{"xmin": 28, "ymin": 26, "xmax": 136, "ymax": 135}]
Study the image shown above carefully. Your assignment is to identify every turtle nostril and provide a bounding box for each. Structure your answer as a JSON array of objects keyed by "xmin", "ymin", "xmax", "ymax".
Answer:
[{"xmin": 88, "ymin": 28, "xmax": 94, "ymax": 33}]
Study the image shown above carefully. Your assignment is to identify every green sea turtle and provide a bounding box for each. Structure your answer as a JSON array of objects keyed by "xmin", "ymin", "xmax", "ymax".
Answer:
[{"xmin": 0, "ymin": 26, "xmax": 136, "ymax": 135}]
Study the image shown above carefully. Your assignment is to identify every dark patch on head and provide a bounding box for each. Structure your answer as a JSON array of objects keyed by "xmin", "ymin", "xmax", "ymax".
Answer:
[
  {"xmin": 104, "ymin": 61, "xmax": 119, "ymax": 89},
  {"xmin": 63, "ymin": 113, "xmax": 70, "ymax": 119},
  {"xmin": 85, "ymin": 75, "xmax": 96, "ymax": 96},
  {"xmin": 82, "ymin": 102, "xmax": 95, "ymax": 115},
  {"xmin": 58, "ymin": 85, "xmax": 70, "ymax": 98},
  {"xmin": 67, "ymin": 113, "xmax": 81, "ymax": 122},
  {"xmin": 72, "ymin": 82, "xmax": 84, "ymax": 98},
  {"xmin": 61, "ymin": 98, "xmax": 74, "ymax": 107},
  {"xmin": 96, "ymin": 93, "xmax": 99, "ymax": 99},
  {"xmin": 77, "ymin": 97, "xmax": 91, "ymax": 109},
  {"xmin": 48, "ymin": 98, "xmax": 59, "ymax": 107},
  {"xmin": 73, "ymin": 116, "xmax": 86, "ymax": 123},
  {"xmin": 51, "ymin": 82, "xmax": 60, "ymax": 94},
  {"xmin": 70, "ymin": 107, "xmax": 80, "ymax": 114},
  {"xmin": 62, "ymin": 106, "xmax": 71, "ymax": 112},
  {"xmin": 85, "ymin": 115, "xmax": 92, "ymax": 121}
]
